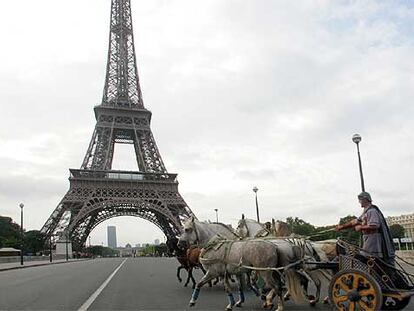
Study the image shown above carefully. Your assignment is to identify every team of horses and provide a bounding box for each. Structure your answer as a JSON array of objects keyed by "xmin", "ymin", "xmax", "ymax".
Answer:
[{"xmin": 170, "ymin": 215, "xmax": 337, "ymax": 311}]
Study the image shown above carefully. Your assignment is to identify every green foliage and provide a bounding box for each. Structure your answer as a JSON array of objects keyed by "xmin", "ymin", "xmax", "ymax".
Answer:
[
  {"xmin": 283, "ymin": 215, "xmax": 361, "ymax": 245},
  {"xmin": 389, "ymin": 224, "xmax": 405, "ymax": 238},
  {"xmin": 85, "ymin": 245, "xmax": 119, "ymax": 257},
  {"xmin": 24, "ymin": 230, "xmax": 46, "ymax": 255},
  {"xmin": 0, "ymin": 216, "xmax": 21, "ymax": 249},
  {"xmin": 338, "ymin": 215, "xmax": 360, "ymax": 245},
  {"xmin": 286, "ymin": 217, "xmax": 315, "ymax": 236}
]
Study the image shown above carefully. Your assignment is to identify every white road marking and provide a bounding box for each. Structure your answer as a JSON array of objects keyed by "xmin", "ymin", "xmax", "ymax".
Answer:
[{"xmin": 77, "ymin": 258, "xmax": 127, "ymax": 311}]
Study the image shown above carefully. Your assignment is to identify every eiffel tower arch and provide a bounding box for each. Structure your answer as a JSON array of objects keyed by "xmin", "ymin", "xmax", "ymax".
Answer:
[{"xmin": 41, "ymin": 0, "xmax": 195, "ymax": 248}]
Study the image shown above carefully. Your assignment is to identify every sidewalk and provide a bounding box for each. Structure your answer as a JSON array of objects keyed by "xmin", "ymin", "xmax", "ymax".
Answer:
[{"xmin": 0, "ymin": 258, "xmax": 91, "ymax": 272}]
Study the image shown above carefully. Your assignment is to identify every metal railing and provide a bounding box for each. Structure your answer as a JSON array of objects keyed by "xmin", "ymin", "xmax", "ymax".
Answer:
[{"xmin": 69, "ymin": 169, "xmax": 177, "ymax": 182}]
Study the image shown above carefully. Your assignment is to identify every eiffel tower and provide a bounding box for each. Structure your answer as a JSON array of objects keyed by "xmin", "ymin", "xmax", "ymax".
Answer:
[{"xmin": 41, "ymin": 0, "xmax": 195, "ymax": 248}]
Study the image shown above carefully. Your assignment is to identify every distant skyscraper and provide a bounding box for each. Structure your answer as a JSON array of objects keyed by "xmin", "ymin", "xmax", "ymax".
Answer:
[
  {"xmin": 107, "ymin": 226, "xmax": 117, "ymax": 248},
  {"xmin": 154, "ymin": 239, "xmax": 160, "ymax": 245}
]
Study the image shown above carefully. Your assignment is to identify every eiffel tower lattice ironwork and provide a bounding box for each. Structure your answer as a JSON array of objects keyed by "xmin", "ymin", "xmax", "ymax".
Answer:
[{"xmin": 41, "ymin": 0, "xmax": 195, "ymax": 248}]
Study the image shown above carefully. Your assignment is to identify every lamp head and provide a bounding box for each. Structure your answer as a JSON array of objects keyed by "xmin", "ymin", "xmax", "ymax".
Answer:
[
  {"xmin": 19, "ymin": 203, "xmax": 24, "ymax": 209},
  {"xmin": 253, "ymin": 186, "xmax": 258, "ymax": 193},
  {"xmin": 352, "ymin": 134, "xmax": 361, "ymax": 144}
]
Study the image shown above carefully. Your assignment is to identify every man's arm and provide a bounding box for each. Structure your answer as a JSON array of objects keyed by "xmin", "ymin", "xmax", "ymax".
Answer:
[
  {"xmin": 355, "ymin": 209, "xmax": 380, "ymax": 232},
  {"xmin": 336, "ymin": 218, "xmax": 360, "ymax": 231}
]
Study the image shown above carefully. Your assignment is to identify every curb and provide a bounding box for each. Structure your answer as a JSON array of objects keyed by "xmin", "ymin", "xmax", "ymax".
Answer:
[{"xmin": 0, "ymin": 259, "xmax": 92, "ymax": 272}]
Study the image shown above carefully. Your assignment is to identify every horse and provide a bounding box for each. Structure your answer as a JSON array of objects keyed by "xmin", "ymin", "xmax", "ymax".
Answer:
[
  {"xmin": 166, "ymin": 236, "xmax": 210, "ymax": 288},
  {"xmin": 178, "ymin": 217, "xmax": 240, "ymax": 249},
  {"xmin": 235, "ymin": 214, "xmax": 271, "ymax": 239},
  {"xmin": 235, "ymin": 215, "xmax": 291, "ymax": 239},
  {"xmin": 179, "ymin": 217, "xmax": 307, "ymax": 311},
  {"xmin": 235, "ymin": 216, "xmax": 335, "ymax": 306}
]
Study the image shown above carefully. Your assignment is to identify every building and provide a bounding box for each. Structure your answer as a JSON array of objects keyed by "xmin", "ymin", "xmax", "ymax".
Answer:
[
  {"xmin": 387, "ymin": 213, "xmax": 414, "ymax": 239},
  {"xmin": 107, "ymin": 226, "xmax": 117, "ymax": 249}
]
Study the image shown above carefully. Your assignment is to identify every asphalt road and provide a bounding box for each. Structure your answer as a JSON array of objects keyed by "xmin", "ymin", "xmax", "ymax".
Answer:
[{"xmin": 0, "ymin": 257, "xmax": 413, "ymax": 310}]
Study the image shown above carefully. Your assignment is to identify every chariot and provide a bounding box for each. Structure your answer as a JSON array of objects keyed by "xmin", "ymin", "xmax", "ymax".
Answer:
[{"xmin": 326, "ymin": 240, "xmax": 414, "ymax": 311}]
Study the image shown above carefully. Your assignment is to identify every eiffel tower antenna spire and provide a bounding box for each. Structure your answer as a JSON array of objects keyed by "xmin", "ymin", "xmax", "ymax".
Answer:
[{"xmin": 103, "ymin": 0, "xmax": 144, "ymax": 108}]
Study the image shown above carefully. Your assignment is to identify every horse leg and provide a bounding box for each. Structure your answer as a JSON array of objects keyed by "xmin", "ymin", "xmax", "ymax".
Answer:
[
  {"xmin": 308, "ymin": 275, "xmax": 320, "ymax": 307},
  {"xmin": 260, "ymin": 271, "xmax": 277, "ymax": 310},
  {"xmin": 186, "ymin": 268, "xmax": 197, "ymax": 289},
  {"xmin": 245, "ymin": 272, "xmax": 260, "ymax": 297},
  {"xmin": 189, "ymin": 270, "xmax": 215, "ymax": 307},
  {"xmin": 200, "ymin": 265, "xmax": 212, "ymax": 287},
  {"xmin": 235, "ymin": 274, "xmax": 245, "ymax": 307},
  {"xmin": 184, "ymin": 268, "xmax": 192, "ymax": 287},
  {"xmin": 177, "ymin": 265, "xmax": 183, "ymax": 283},
  {"xmin": 224, "ymin": 274, "xmax": 236, "ymax": 311}
]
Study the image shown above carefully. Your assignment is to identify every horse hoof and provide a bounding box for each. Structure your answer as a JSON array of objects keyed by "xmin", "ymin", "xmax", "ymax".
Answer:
[
  {"xmin": 309, "ymin": 300, "xmax": 316, "ymax": 307},
  {"xmin": 323, "ymin": 297, "xmax": 329, "ymax": 304},
  {"xmin": 307, "ymin": 295, "xmax": 315, "ymax": 300},
  {"xmin": 235, "ymin": 301, "xmax": 242, "ymax": 307},
  {"xmin": 262, "ymin": 302, "xmax": 273, "ymax": 310},
  {"xmin": 189, "ymin": 302, "xmax": 196, "ymax": 307}
]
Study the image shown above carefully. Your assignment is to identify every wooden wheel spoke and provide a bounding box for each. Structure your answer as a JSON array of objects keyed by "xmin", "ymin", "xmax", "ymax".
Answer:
[
  {"xmin": 337, "ymin": 279, "xmax": 350, "ymax": 292},
  {"xmin": 348, "ymin": 301, "xmax": 356, "ymax": 311},
  {"xmin": 335, "ymin": 295, "xmax": 349, "ymax": 303},
  {"xmin": 358, "ymin": 299, "xmax": 372, "ymax": 310},
  {"xmin": 352, "ymin": 275, "xmax": 359, "ymax": 289},
  {"xmin": 359, "ymin": 288, "xmax": 375, "ymax": 297}
]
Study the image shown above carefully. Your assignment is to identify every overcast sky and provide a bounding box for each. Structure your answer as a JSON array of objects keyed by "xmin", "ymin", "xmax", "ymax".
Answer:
[{"xmin": 1, "ymin": 0, "xmax": 413, "ymax": 247}]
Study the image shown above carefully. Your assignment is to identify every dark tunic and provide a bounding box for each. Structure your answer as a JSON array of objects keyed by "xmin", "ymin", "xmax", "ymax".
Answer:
[{"xmin": 358, "ymin": 205, "xmax": 395, "ymax": 264}]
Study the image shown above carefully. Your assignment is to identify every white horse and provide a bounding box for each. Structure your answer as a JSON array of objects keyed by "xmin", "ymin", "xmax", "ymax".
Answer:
[
  {"xmin": 236, "ymin": 216, "xmax": 334, "ymax": 306},
  {"xmin": 178, "ymin": 217, "xmax": 239, "ymax": 249},
  {"xmin": 178, "ymin": 217, "xmax": 307, "ymax": 311}
]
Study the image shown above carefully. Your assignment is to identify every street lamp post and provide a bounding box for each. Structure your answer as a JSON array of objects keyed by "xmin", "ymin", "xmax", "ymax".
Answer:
[
  {"xmin": 19, "ymin": 203, "xmax": 24, "ymax": 265},
  {"xmin": 252, "ymin": 186, "xmax": 260, "ymax": 223},
  {"xmin": 352, "ymin": 134, "xmax": 365, "ymax": 192},
  {"xmin": 49, "ymin": 236, "xmax": 53, "ymax": 263},
  {"xmin": 65, "ymin": 231, "xmax": 69, "ymax": 261},
  {"xmin": 214, "ymin": 209, "xmax": 218, "ymax": 223}
]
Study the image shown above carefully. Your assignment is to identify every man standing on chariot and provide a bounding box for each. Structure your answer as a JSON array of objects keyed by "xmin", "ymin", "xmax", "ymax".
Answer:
[{"xmin": 336, "ymin": 192, "xmax": 395, "ymax": 265}]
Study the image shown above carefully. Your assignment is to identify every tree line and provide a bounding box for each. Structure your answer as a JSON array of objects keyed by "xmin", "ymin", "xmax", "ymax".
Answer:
[
  {"xmin": 0, "ymin": 214, "xmax": 405, "ymax": 255},
  {"xmin": 0, "ymin": 216, "xmax": 46, "ymax": 255},
  {"xmin": 285, "ymin": 215, "xmax": 405, "ymax": 245}
]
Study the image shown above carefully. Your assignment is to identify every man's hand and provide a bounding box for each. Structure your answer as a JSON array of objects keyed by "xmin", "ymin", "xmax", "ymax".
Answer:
[
  {"xmin": 355, "ymin": 225, "xmax": 362, "ymax": 232},
  {"xmin": 335, "ymin": 225, "xmax": 343, "ymax": 231}
]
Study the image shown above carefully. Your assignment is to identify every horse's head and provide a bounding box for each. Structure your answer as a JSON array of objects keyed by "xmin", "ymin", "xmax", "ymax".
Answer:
[
  {"xmin": 236, "ymin": 214, "xmax": 249, "ymax": 238},
  {"xmin": 178, "ymin": 216, "xmax": 198, "ymax": 249},
  {"xmin": 165, "ymin": 236, "xmax": 179, "ymax": 255},
  {"xmin": 274, "ymin": 220, "xmax": 291, "ymax": 237}
]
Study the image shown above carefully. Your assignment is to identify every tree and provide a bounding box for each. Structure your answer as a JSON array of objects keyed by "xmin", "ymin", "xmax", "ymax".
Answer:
[
  {"xmin": 285, "ymin": 217, "xmax": 315, "ymax": 236},
  {"xmin": 389, "ymin": 224, "xmax": 405, "ymax": 239},
  {"xmin": 24, "ymin": 230, "xmax": 46, "ymax": 255},
  {"xmin": 85, "ymin": 245, "xmax": 118, "ymax": 257},
  {"xmin": 338, "ymin": 215, "xmax": 360, "ymax": 245},
  {"xmin": 0, "ymin": 216, "xmax": 21, "ymax": 249}
]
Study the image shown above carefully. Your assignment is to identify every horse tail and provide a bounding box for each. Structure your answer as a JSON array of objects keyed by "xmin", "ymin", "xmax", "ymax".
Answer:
[{"xmin": 284, "ymin": 269, "xmax": 307, "ymax": 304}]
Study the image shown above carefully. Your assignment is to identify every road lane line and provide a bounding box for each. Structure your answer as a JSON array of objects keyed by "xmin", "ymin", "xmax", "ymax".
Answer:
[{"xmin": 78, "ymin": 259, "xmax": 127, "ymax": 311}]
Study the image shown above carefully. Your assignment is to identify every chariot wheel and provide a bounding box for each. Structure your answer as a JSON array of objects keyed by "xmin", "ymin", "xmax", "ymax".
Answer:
[{"xmin": 329, "ymin": 269, "xmax": 382, "ymax": 311}]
